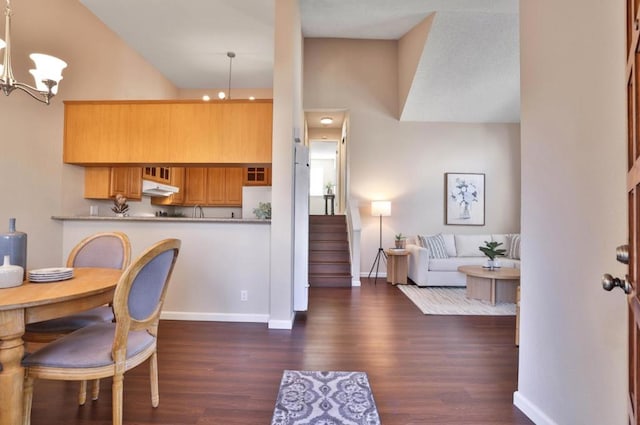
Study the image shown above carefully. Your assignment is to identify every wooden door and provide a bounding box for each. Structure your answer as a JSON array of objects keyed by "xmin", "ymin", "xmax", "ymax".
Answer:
[
  {"xmin": 184, "ymin": 168, "xmax": 207, "ymax": 205},
  {"xmin": 225, "ymin": 167, "xmax": 244, "ymax": 206},
  {"xmin": 627, "ymin": 2, "xmax": 640, "ymax": 423},
  {"xmin": 206, "ymin": 168, "xmax": 225, "ymax": 205}
]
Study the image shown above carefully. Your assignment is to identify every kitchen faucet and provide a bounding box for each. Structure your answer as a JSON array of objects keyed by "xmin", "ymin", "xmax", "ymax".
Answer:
[{"xmin": 193, "ymin": 205, "xmax": 204, "ymax": 218}]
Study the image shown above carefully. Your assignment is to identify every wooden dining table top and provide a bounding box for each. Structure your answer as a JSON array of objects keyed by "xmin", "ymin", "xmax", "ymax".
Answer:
[{"xmin": 0, "ymin": 267, "xmax": 122, "ymax": 311}]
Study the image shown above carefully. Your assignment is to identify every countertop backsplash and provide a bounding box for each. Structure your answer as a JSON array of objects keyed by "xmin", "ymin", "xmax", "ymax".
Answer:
[{"xmin": 79, "ymin": 197, "xmax": 242, "ymax": 219}]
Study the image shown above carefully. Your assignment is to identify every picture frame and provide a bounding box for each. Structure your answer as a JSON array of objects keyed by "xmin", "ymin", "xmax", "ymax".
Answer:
[{"xmin": 445, "ymin": 173, "xmax": 485, "ymax": 226}]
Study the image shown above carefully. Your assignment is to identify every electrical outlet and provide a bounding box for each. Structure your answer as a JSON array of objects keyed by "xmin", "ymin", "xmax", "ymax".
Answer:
[{"xmin": 240, "ymin": 290, "xmax": 248, "ymax": 301}]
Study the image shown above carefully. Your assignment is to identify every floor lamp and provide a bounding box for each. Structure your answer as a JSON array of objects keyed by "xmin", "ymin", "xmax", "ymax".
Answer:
[{"xmin": 368, "ymin": 200, "xmax": 391, "ymax": 284}]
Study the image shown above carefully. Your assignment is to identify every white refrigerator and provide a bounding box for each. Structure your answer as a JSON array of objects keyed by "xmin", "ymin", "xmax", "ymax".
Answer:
[{"xmin": 293, "ymin": 142, "xmax": 309, "ymax": 311}]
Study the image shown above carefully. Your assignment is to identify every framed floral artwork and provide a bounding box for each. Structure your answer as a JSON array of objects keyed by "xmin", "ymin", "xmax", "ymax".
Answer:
[{"xmin": 445, "ymin": 173, "xmax": 485, "ymax": 225}]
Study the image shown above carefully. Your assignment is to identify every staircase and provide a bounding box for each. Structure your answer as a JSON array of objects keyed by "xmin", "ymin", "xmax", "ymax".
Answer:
[{"xmin": 308, "ymin": 215, "xmax": 352, "ymax": 288}]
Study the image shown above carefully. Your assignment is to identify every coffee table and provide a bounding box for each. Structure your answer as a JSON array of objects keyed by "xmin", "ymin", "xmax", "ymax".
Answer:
[{"xmin": 457, "ymin": 265, "xmax": 520, "ymax": 305}]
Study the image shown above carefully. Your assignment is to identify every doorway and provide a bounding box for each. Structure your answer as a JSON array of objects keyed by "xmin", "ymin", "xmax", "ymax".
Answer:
[{"xmin": 309, "ymin": 141, "xmax": 338, "ymax": 215}]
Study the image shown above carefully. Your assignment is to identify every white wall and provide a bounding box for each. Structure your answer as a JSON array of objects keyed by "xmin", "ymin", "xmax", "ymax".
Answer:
[
  {"xmin": 60, "ymin": 220, "xmax": 270, "ymax": 321},
  {"xmin": 515, "ymin": 0, "xmax": 627, "ymax": 424},
  {"xmin": 304, "ymin": 38, "xmax": 521, "ymax": 275},
  {"xmin": 269, "ymin": 0, "xmax": 303, "ymax": 328},
  {"xmin": 0, "ymin": 0, "xmax": 177, "ymax": 270}
]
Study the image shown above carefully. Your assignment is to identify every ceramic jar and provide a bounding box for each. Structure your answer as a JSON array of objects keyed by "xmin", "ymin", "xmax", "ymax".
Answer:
[
  {"xmin": 0, "ymin": 218, "xmax": 27, "ymax": 279},
  {"xmin": 0, "ymin": 255, "xmax": 23, "ymax": 288}
]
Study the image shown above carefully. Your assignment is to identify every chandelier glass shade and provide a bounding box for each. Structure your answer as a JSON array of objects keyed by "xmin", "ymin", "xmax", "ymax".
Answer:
[{"xmin": 0, "ymin": 0, "xmax": 67, "ymax": 104}]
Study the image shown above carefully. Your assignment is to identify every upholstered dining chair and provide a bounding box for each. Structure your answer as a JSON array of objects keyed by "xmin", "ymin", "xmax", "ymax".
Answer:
[
  {"xmin": 23, "ymin": 231, "xmax": 131, "ymax": 404},
  {"xmin": 21, "ymin": 238, "xmax": 181, "ymax": 425}
]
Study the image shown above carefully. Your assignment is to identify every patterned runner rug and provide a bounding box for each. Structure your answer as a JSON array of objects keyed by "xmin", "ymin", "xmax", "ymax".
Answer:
[
  {"xmin": 271, "ymin": 370, "xmax": 381, "ymax": 425},
  {"xmin": 398, "ymin": 285, "xmax": 516, "ymax": 315}
]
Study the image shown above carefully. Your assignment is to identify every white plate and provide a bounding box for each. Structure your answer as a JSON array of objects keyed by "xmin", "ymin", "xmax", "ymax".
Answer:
[
  {"xmin": 29, "ymin": 268, "xmax": 73, "ymax": 275},
  {"xmin": 28, "ymin": 267, "xmax": 74, "ymax": 276}
]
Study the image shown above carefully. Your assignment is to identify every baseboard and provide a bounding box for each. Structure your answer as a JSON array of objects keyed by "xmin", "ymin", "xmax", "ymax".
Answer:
[
  {"xmin": 268, "ymin": 312, "xmax": 296, "ymax": 329},
  {"xmin": 352, "ymin": 278, "xmax": 361, "ymax": 286},
  {"xmin": 513, "ymin": 391, "xmax": 557, "ymax": 425},
  {"xmin": 360, "ymin": 272, "xmax": 387, "ymax": 278},
  {"xmin": 161, "ymin": 311, "xmax": 269, "ymax": 323}
]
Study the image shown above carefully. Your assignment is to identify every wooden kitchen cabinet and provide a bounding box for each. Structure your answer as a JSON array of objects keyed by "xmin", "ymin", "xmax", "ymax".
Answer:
[
  {"xmin": 183, "ymin": 167, "xmax": 243, "ymax": 206},
  {"xmin": 243, "ymin": 166, "xmax": 271, "ymax": 186},
  {"xmin": 151, "ymin": 167, "xmax": 185, "ymax": 206},
  {"xmin": 63, "ymin": 100, "xmax": 272, "ymax": 165},
  {"xmin": 64, "ymin": 102, "xmax": 170, "ymax": 164},
  {"xmin": 84, "ymin": 167, "xmax": 142, "ymax": 200},
  {"xmin": 143, "ymin": 166, "xmax": 172, "ymax": 184}
]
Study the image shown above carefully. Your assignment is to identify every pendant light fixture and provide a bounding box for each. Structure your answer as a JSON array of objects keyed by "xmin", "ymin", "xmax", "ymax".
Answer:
[
  {"xmin": 218, "ymin": 51, "xmax": 235, "ymax": 100},
  {"xmin": 0, "ymin": 0, "xmax": 67, "ymax": 105}
]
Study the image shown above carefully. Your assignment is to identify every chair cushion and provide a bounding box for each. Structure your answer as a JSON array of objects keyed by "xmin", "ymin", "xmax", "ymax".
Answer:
[
  {"xmin": 22, "ymin": 322, "xmax": 155, "ymax": 369},
  {"xmin": 25, "ymin": 306, "xmax": 114, "ymax": 334}
]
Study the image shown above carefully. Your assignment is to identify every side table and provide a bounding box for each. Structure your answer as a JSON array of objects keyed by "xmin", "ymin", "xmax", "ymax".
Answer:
[
  {"xmin": 385, "ymin": 249, "xmax": 409, "ymax": 285},
  {"xmin": 323, "ymin": 194, "xmax": 335, "ymax": 215}
]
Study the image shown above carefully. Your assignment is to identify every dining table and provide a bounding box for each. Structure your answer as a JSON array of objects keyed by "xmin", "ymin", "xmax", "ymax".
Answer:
[{"xmin": 0, "ymin": 267, "xmax": 122, "ymax": 425}]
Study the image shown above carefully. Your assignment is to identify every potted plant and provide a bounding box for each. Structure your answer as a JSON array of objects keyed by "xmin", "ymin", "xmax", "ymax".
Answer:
[
  {"xmin": 253, "ymin": 202, "xmax": 272, "ymax": 219},
  {"xmin": 478, "ymin": 241, "xmax": 506, "ymax": 270},
  {"xmin": 111, "ymin": 194, "xmax": 129, "ymax": 217},
  {"xmin": 325, "ymin": 182, "xmax": 334, "ymax": 195},
  {"xmin": 395, "ymin": 233, "xmax": 406, "ymax": 249}
]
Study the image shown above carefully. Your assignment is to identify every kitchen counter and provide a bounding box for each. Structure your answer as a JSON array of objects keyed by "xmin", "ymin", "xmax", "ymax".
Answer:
[
  {"xmin": 52, "ymin": 215, "xmax": 270, "ymax": 224},
  {"xmin": 55, "ymin": 216, "xmax": 272, "ymax": 323}
]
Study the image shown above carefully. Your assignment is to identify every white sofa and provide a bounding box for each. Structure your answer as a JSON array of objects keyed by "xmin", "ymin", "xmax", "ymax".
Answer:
[{"xmin": 406, "ymin": 233, "xmax": 520, "ymax": 287}]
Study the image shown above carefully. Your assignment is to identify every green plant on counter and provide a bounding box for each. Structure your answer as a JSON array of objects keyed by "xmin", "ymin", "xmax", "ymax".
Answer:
[
  {"xmin": 395, "ymin": 233, "xmax": 405, "ymax": 241},
  {"xmin": 253, "ymin": 202, "xmax": 271, "ymax": 219},
  {"xmin": 478, "ymin": 241, "xmax": 506, "ymax": 260}
]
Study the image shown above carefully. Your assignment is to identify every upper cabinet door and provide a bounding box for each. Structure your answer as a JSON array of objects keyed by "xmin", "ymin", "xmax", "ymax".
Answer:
[{"xmin": 63, "ymin": 100, "xmax": 272, "ymax": 165}]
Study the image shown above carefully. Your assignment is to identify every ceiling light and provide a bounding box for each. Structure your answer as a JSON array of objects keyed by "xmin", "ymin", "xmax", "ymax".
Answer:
[
  {"xmin": 202, "ymin": 95, "xmax": 210, "ymax": 101},
  {"xmin": 0, "ymin": 0, "xmax": 67, "ymax": 105},
  {"xmin": 320, "ymin": 117, "xmax": 333, "ymax": 125},
  {"xmin": 249, "ymin": 96, "xmax": 255, "ymax": 101},
  {"xmin": 217, "ymin": 91, "xmax": 226, "ymax": 99}
]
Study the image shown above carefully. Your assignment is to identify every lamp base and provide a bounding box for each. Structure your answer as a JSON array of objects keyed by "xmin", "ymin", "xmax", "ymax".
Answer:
[{"xmin": 367, "ymin": 248, "xmax": 387, "ymax": 285}]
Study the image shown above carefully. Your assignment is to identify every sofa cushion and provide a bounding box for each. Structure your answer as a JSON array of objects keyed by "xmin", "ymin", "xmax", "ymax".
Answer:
[
  {"xmin": 441, "ymin": 234, "xmax": 457, "ymax": 257},
  {"xmin": 491, "ymin": 234, "xmax": 511, "ymax": 253},
  {"xmin": 419, "ymin": 234, "xmax": 449, "ymax": 259},
  {"xmin": 454, "ymin": 234, "xmax": 488, "ymax": 257},
  {"xmin": 429, "ymin": 256, "xmax": 487, "ymax": 271},
  {"xmin": 508, "ymin": 234, "xmax": 521, "ymax": 259}
]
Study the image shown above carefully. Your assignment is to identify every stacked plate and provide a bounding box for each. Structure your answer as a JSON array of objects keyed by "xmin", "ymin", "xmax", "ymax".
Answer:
[{"xmin": 28, "ymin": 267, "xmax": 74, "ymax": 283}]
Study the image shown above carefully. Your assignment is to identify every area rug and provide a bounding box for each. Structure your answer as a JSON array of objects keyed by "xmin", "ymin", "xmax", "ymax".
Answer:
[
  {"xmin": 398, "ymin": 285, "xmax": 516, "ymax": 315},
  {"xmin": 271, "ymin": 370, "xmax": 381, "ymax": 425}
]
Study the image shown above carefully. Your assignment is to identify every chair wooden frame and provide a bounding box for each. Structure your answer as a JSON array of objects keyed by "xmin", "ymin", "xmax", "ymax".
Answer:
[
  {"xmin": 23, "ymin": 231, "xmax": 132, "ymax": 404},
  {"xmin": 24, "ymin": 231, "xmax": 131, "ymax": 342},
  {"xmin": 22, "ymin": 238, "xmax": 181, "ymax": 425},
  {"xmin": 66, "ymin": 231, "xmax": 132, "ymax": 270}
]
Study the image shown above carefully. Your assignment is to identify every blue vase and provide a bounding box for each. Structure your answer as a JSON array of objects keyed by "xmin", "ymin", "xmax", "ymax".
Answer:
[{"xmin": 0, "ymin": 218, "xmax": 27, "ymax": 279}]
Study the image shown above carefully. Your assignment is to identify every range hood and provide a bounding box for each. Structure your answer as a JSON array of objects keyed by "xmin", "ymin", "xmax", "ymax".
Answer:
[{"xmin": 142, "ymin": 180, "xmax": 180, "ymax": 197}]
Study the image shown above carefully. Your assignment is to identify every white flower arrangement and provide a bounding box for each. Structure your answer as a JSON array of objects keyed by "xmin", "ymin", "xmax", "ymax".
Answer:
[{"xmin": 450, "ymin": 178, "xmax": 478, "ymax": 207}]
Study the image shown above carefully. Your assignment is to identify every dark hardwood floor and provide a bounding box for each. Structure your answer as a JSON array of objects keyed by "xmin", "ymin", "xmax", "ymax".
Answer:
[{"xmin": 28, "ymin": 279, "xmax": 532, "ymax": 424}]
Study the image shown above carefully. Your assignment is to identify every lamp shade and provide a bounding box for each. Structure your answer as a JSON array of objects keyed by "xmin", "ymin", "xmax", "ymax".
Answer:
[
  {"xmin": 29, "ymin": 53, "xmax": 67, "ymax": 83},
  {"xmin": 371, "ymin": 201, "xmax": 391, "ymax": 217}
]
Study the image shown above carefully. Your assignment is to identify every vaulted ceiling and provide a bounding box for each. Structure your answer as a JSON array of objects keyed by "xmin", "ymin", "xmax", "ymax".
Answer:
[{"xmin": 80, "ymin": 0, "xmax": 519, "ymax": 123}]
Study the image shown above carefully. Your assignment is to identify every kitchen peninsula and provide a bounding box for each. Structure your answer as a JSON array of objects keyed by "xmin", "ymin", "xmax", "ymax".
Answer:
[{"xmin": 53, "ymin": 216, "xmax": 271, "ymax": 323}]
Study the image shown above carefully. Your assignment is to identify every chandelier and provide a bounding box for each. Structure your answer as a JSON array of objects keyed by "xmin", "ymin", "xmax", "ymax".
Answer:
[{"xmin": 0, "ymin": 0, "xmax": 67, "ymax": 105}]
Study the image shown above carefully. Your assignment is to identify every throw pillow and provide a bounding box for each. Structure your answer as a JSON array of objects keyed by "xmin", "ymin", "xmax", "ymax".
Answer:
[
  {"xmin": 508, "ymin": 234, "xmax": 521, "ymax": 259},
  {"xmin": 454, "ymin": 234, "xmax": 487, "ymax": 257},
  {"xmin": 423, "ymin": 234, "xmax": 449, "ymax": 259}
]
